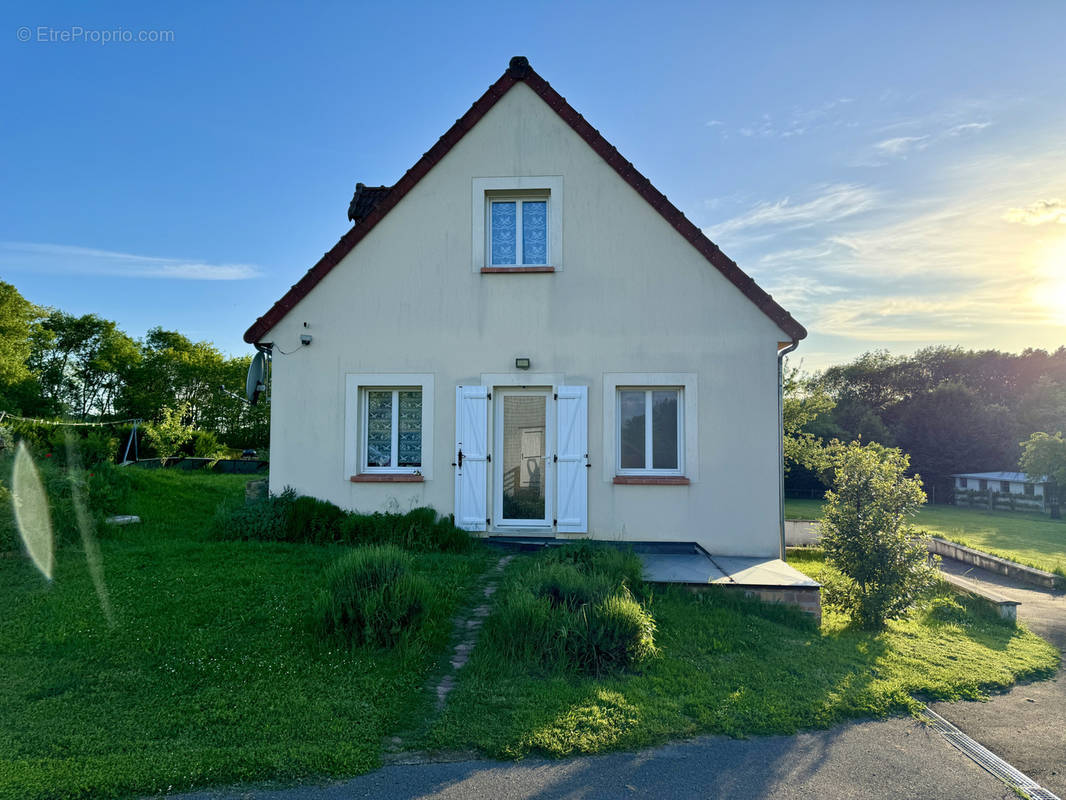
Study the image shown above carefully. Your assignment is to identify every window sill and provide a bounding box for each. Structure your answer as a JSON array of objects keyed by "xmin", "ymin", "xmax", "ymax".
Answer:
[
  {"xmin": 481, "ymin": 266, "xmax": 556, "ymax": 274},
  {"xmin": 351, "ymin": 474, "xmax": 424, "ymax": 483},
  {"xmin": 613, "ymin": 475, "xmax": 690, "ymax": 486}
]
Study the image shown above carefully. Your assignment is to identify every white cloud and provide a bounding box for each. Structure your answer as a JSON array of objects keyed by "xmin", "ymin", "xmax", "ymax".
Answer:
[
  {"xmin": 706, "ymin": 146, "xmax": 1066, "ymax": 352},
  {"xmin": 728, "ymin": 97, "xmax": 855, "ymax": 141},
  {"xmin": 1004, "ymin": 199, "xmax": 1066, "ymax": 226},
  {"xmin": 946, "ymin": 121, "xmax": 991, "ymax": 136},
  {"xmin": 0, "ymin": 241, "xmax": 261, "ymax": 280},
  {"xmin": 705, "ymin": 119, "xmax": 724, "ymax": 128},
  {"xmin": 874, "ymin": 135, "xmax": 929, "ymax": 156},
  {"xmin": 866, "ymin": 118, "xmax": 992, "ymax": 163},
  {"xmin": 704, "ymin": 184, "xmax": 878, "ymax": 240}
]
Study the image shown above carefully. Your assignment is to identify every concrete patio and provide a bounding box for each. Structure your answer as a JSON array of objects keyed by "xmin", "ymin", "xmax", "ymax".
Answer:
[
  {"xmin": 635, "ymin": 543, "xmax": 822, "ymax": 620},
  {"xmin": 484, "ymin": 538, "xmax": 822, "ymax": 619}
]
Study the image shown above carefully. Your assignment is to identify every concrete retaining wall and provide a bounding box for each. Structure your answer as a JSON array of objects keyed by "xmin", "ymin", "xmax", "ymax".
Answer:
[
  {"xmin": 939, "ymin": 571, "xmax": 1018, "ymax": 623},
  {"xmin": 785, "ymin": 519, "xmax": 821, "ymax": 546},
  {"xmin": 733, "ymin": 585, "xmax": 822, "ymax": 624},
  {"xmin": 928, "ymin": 537, "xmax": 1062, "ymax": 590}
]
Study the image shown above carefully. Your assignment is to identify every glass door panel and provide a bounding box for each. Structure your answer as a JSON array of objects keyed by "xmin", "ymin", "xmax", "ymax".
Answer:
[{"xmin": 500, "ymin": 394, "xmax": 548, "ymax": 524}]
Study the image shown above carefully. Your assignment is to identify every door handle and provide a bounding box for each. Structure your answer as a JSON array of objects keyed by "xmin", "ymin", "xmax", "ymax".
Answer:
[{"xmin": 453, "ymin": 448, "xmax": 463, "ymax": 468}]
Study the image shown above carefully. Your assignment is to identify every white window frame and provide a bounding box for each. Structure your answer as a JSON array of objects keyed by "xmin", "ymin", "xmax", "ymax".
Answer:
[
  {"xmin": 602, "ymin": 373, "xmax": 698, "ymax": 482},
  {"xmin": 615, "ymin": 387, "xmax": 684, "ymax": 476},
  {"xmin": 487, "ymin": 195, "xmax": 550, "ymax": 267},
  {"xmin": 361, "ymin": 388, "xmax": 423, "ymax": 473},
  {"xmin": 345, "ymin": 373, "xmax": 434, "ymax": 479},
  {"xmin": 472, "ymin": 176, "xmax": 563, "ymax": 271}
]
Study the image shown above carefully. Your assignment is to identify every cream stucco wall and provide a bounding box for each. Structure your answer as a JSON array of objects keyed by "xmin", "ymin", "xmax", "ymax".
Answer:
[{"xmin": 260, "ymin": 82, "xmax": 795, "ymax": 557}]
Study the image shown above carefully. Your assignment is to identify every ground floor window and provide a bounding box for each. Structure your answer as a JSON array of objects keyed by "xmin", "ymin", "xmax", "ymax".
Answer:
[
  {"xmin": 365, "ymin": 389, "xmax": 422, "ymax": 469},
  {"xmin": 344, "ymin": 373, "xmax": 435, "ymax": 480},
  {"xmin": 617, "ymin": 388, "xmax": 682, "ymax": 475}
]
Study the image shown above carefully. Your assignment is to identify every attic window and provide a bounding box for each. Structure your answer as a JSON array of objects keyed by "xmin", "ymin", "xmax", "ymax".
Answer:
[
  {"xmin": 472, "ymin": 176, "xmax": 562, "ymax": 272},
  {"xmin": 489, "ymin": 196, "xmax": 548, "ymax": 266}
]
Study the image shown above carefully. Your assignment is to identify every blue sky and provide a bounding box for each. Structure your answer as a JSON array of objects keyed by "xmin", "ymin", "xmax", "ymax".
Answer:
[{"xmin": 2, "ymin": 1, "xmax": 1064, "ymax": 370}]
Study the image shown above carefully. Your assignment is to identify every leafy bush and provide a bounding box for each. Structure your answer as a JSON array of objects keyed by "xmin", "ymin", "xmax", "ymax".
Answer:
[
  {"xmin": 480, "ymin": 544, "xmax": 656, "ymax": 675},
  {"xmin": 187, "ymin": 429, "xmax": 221, "ymax": 458},
  {"xmin": 312, "ymin": 545, "xmax": 433, "ymax": 649},
  {"xmin": 820, "ymin": 440, "xmax": 939, "ymax": 630},
  {"xmin": 143, "ymin": 403, "xmax": 194, "ymax": 461},
  {"xmin": 289, "ymin": 495, "xmax": 347, "ymax": 543},
  {"xmin": 0, "ymin": 424, "xmax": 14, "ymax": 453},
  {"xmin": 213, "ymin": 488, "xmax": 296, "ymax": 542},
  {"xmin": 214, "ymin": 490, "xmax": 471, "ymax": 552},
  {"xmin": 2, "ymin": 421, "xmax": 120, "ymax": 466}
]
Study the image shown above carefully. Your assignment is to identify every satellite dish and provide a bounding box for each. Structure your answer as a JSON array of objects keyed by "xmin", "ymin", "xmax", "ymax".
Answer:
[{"xmin": 246, "ymin": 351, "xmax": 267, "ymax": 405}]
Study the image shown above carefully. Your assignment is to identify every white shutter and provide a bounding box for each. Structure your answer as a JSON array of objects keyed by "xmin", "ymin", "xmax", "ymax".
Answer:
[
  {"xmin": 454, "ymin": 385, "xmax": 488, "ymax": 532},
  {"xmin": 555, "ymin": 385, "xmax": 588, "ymax": 533}
]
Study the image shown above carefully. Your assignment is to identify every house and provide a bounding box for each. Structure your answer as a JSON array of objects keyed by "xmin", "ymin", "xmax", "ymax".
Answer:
[
  {"xmin": 243, "ymin": 57, "xmax": 808, "ymax": 564},
  {"xmin": 951, "ymin": 471, "xmax": 1049, "ymax": 513}
]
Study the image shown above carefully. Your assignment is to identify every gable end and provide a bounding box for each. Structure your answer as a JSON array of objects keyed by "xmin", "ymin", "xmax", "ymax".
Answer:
[{"xmin": 244, "ymin": 57, "xmax": 807, "ymax": 345}]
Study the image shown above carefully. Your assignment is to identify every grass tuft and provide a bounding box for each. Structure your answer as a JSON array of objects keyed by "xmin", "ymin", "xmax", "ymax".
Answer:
[
  {"xmin": 312, "ymin": 545, "xmax": 435, "ymax": 650},
  {"xmin": 477, "ymin": 544, "xmax": 656, "ymax": 676}
]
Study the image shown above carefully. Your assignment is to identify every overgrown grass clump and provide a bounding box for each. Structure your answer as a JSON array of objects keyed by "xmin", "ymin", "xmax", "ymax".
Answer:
[
  {"xmin": 479, "ymin": 543, "xmax": 656, "ymax": 675},
  {"xmin": 214, "ymin": 489, "xmax": 471, "ymax": 552},
  {"xmin": 313, "ymin": 545, "xmax": 436, "ymax": 650}
]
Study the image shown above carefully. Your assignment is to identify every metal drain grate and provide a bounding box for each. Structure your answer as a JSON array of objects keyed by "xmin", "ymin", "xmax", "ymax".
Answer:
[{"xmin": 922, "ymin": 707, "xmax": 1061, "ymax": 800}]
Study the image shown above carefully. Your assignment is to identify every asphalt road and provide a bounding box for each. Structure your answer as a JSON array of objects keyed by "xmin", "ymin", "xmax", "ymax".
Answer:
[
  {"xmin": 930, "ymin": 557, "xmax": 1066, "ymax": 798},
  {"xmin": 168, "ymin": 717, "xmax": 1016, "ymax": 799}
]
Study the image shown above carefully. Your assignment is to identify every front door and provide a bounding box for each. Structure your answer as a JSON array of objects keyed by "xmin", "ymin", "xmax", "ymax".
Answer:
[{"xmin": 494, "ymin": 390, "xmax": 552, "ymax": 528}]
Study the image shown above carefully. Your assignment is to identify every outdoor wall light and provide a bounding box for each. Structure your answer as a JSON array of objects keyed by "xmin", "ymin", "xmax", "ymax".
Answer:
[{"xmin": 515, "ymin": 357, "xmax": 531, "ymax": 370}]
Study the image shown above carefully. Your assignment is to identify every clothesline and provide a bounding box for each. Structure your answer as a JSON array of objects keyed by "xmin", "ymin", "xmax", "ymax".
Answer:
[{"xmin": 0, "ymin": 411, "xmax": 142, "ymax": 428}]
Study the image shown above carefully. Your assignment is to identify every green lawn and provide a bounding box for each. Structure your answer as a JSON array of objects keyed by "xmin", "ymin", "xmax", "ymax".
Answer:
[
  {"xmin": 419, "ymin": 548, "xmax": 1058, "ymax": 760},
  {"xmin": 2, "ymin": 470, "xmax": 1059, "ymax": 799},
  {"xmin": 785, "ymin": 498, "xmax": 1066, "ymax": 576},
  {"xmin": 0, "ymin": 469, "xmax": 492, "ymax": 800}
]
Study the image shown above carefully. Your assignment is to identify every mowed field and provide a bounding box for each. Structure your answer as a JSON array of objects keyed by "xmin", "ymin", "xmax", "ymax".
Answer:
[{"xmin": 785, "ymin": 499, "xmax": 1066, "ymax": 576}]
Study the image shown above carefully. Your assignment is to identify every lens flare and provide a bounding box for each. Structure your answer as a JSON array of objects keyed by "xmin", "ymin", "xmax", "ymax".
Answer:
[
  {"xmin": 12, "ymin": 441, "xmax": 54, "ymax": 580},
  {"xmin": 64, "ymin": 431, "xmax": 115, "ymax": 626}
]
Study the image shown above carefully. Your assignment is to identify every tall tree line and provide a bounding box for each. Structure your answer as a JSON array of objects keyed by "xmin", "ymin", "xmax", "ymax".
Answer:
[
  {"xmin": 788, "ymin": 346, "xmax": 1066, "ymax": 501},
  {"xmin": 0, "ymin": 281, "xmax": 267, "ymax": 447}
]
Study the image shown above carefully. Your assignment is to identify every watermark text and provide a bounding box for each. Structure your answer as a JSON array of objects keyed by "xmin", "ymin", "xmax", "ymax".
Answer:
[{"xmin": 17, "ymin": 26, "xmax": 175, "ymax": 44}]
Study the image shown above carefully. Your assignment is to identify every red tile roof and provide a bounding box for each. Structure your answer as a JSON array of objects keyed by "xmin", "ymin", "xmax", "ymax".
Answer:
[{"xmin": 244, "ymin": 57, "xmax": 807, "ymax": 345}]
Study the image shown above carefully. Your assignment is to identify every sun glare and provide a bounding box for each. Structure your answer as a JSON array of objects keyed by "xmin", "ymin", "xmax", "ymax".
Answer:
[{"xmin": 1034, "ymin": 236, "xmax": 1066, "ymax": 326}]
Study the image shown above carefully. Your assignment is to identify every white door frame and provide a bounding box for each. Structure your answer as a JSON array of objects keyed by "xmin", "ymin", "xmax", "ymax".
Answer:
[{"xmin": 492, "ymin": 387, "xmax": 554, "ymax": 529}]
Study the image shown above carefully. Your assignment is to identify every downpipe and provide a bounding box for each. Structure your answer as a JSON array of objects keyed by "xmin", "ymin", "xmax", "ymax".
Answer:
[{"xmin": 778, "ymin": 340, "xmax": 799, "ymax": 561}]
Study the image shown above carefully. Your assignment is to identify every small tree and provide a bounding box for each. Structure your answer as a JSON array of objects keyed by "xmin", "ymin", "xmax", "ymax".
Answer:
[
  {"xmin": 819, "ymin": 440, "xmax": 939, "ymax": 630},
  {"xmin": 144, "ymin": 403, "xmax": 194, "ymax": 462},
  {"xmin": 1019, "ymin": 431, "xmax": 1066, "ymax": 519}
]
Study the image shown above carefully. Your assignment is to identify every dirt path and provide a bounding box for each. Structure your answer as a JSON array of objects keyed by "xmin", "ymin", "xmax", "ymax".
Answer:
[{"xmin": 929, "ymin": 558, "xmax": 1066, "ymax": 797}]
